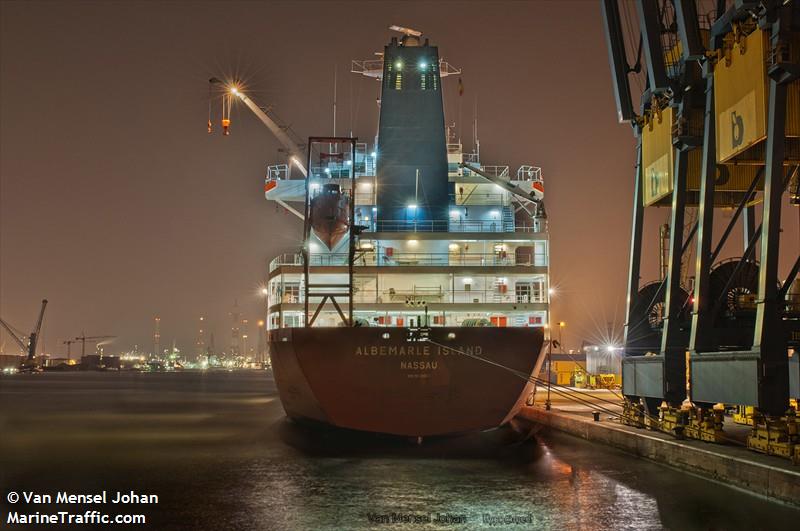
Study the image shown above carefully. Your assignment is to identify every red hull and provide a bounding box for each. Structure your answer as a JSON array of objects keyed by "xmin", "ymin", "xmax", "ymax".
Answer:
[{"xmin": 268, "ymin": 326, "xmax": 545, "ymax": 437}]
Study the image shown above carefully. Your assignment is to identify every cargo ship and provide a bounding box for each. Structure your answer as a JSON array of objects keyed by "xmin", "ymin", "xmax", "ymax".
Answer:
[{"xmin": 263, "ymin": 27, "xmax": 550, "ymax": 437}]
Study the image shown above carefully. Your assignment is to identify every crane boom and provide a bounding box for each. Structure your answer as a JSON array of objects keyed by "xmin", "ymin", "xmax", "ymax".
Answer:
[
  {"xmin": 459, "ymin": 162, "xmax": 541, "ymax": 203},
  {"xmin": 0, "ymin": 318, "xmax": 27, "ymax": 353},
  {"xmin": 27, "ymin": 299, "xmax": 48, "ymax": 360},
  {"xmin": 209, "ymin": 78, "xmax": 308, "ymax": 177}
]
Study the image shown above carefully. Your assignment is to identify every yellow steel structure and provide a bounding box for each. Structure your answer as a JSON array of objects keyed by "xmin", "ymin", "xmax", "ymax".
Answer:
[
  {"xmin": 620, "ymin": 399, "xmax": 646, "ymax": 429},
  {"xmin": 641, "ymin": 106, "xmax": 764, "ymax": 207},
  {"xmin": 746, "ymin": 410, "xmax": 799, "ymax": 464},
  {"xmin": 714, "ymin": 28, "xmax": 800, "ymax": 165},
  {"xmin": 642, "ymin": 106, "xmax": 675, "ymax": 206}
]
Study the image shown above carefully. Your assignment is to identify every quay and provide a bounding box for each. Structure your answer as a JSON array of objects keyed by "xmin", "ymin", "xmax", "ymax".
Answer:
[{"xmin": 520, "ymin": 389, "xmax": 800, "ymax": 507}]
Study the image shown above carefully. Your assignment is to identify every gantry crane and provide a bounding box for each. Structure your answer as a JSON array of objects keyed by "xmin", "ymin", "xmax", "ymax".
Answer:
[
  {"xmin": 0, "ymin": 299, "xmax": 48, "ymax": 369},
  {"xmin": 602, "ymin": 0, "xmax": 800, "ymax": 459}
]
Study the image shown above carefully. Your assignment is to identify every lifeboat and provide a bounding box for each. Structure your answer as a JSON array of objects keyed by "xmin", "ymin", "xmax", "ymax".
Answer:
[{"xmin": 310, "ymin": 183, "xmax": 350, "ymax": 250}]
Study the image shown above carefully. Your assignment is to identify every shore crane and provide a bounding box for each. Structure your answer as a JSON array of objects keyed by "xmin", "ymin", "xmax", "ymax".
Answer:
[
  {"xmin": 0, "ymin": 299, "xmax": 48, "ymax": 368},
  {"xmin": 74, "ymin": 333, "xmax": 116, "ymax": 360},
  {"xmin": 208, "ymin": 77, "xmax": 308, "ymax": 219}
]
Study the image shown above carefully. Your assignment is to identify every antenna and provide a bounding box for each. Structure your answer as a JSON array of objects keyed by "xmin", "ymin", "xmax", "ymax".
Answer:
[
  {"xmin": 333, "ymin": 65, "xmax": 337, "ymax": 137},
  {"xmin": 389, "ymin": 25, "xmax": 422, "ymax": 37}
]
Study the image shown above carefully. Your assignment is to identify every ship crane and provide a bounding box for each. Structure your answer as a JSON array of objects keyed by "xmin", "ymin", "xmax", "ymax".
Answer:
[
  {"xmin": 0, "ymin": 299, "xmax": 48, "ymax": 369},
  {"xmin": 208, "ymin": 77, "xmax": 308, "ymax": 220},
  {"xmin": 459, "ymin": 162, "xmax": 546, "ymax": 219}
]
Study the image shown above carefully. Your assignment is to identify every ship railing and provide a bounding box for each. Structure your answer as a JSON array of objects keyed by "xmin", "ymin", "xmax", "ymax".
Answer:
[
  {"xmin": 516, "ymin": 165, "xmax": 543, "ymax": 182},
  {"xmin": 309, "ymin": 164, "xmax": 354, "ymax": 180},
  {"xmin": 372, "ymin": 220, "xmax": 519, "ymax": 232},
  {"xmin": 451, "ymin": 192, "xmax": 509, "ymax": 206},
  {"xmin": 482, "ymin": 166, "xmax": 510, "ymax": 179},
  {"xmin": 271, "ymin": 251, "xmax": 548, "ymax": 271},
  {"xmin": 351, "ymin": 58, "xmax": 461, "ymax": 79},
  {"xmin": 347, "ymin": 289, "xmax": 547, "ymax": 304},
  {"xmin": 459, "ymin": 164, "xmax": 509, "ymax": 180},
  {"xmin": 266, "ymin": 164, "xmax": 290, "ymax": 181},
  {"xmin": 269, "ymin": 253, "xmax": 304, "ymax": 271},
  {"xmin": 462, "ymin": 153, "xmax": 480, "ymax": 164}
]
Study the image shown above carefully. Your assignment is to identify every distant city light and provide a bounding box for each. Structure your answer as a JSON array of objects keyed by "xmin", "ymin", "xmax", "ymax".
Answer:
[
  {"xmin": 419, "ymin": 61, "xmax": 427, "ymax": 69},
  {"xmin": 261, "ymin": 288, "xmax": 269, "ymax": 296},
  {"xmin": 407, "ymin": 239, "xmax": 418, "ymax": 247},
  {"xmin": 371, "ymin": 151, "xmax": 377, "ymax": 158},
  {"xmin": 449, "ymin": 209, "xmax": 460, "ymax": 218},
  {"xmin": 309, "ymin": 242, "xmax": 320, "ymax": 252},
  {"xmin": 408, "ymin": 204, "xmax": 417, "ymax": 210},
  {"xmin": 395, "ymin": 61, "xmax": 403, "ymax": 70},
  {"xmin": 324, "ymin": 168, "xmax": 331, "ymax": 175},
  {"xmin": 548, "ymin": 288, "xmax": 555, "ymax": 296}
]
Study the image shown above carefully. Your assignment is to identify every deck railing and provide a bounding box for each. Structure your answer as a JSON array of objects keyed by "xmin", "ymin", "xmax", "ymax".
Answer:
[{"xmin": 269, "ymin": 251, "xmax": 547, "ymax": 271}]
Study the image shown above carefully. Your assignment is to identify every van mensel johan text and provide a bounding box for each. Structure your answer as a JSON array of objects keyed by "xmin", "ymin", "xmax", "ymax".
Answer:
[{"xmin": 16, "ymin": 491, "xmax": 158, "ymax": 504}]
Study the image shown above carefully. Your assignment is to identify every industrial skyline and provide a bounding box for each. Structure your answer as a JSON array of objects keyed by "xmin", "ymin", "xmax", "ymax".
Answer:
[{"xmin": 1, "ymin": 1, "xmax": 797, "ymax": 354}]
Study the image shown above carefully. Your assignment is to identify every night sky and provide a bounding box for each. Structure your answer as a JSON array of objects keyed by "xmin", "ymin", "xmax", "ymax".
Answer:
[{"xmin": 1, "ymin": 1, "xmax": 797, "ymax": 356}]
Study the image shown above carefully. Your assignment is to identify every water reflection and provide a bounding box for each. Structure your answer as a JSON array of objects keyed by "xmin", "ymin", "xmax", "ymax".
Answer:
[{"xmin": 0, "ymin": 372, "xmax": 797, "ymax": 530}]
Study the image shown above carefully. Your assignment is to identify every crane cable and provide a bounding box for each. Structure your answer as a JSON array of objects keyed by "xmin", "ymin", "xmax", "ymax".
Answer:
[{"xmin": 207, "ymin": 81, "xmax": 213, "ymax": 134}]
